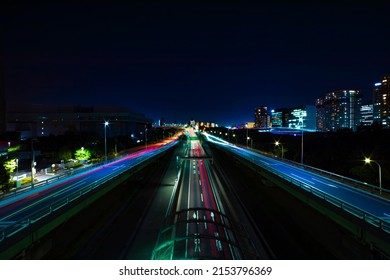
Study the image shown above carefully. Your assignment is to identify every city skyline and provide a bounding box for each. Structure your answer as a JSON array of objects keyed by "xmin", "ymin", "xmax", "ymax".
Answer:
[{"xmin": 3, "ymin": 3, "xmax": 390, "ymax": 126}]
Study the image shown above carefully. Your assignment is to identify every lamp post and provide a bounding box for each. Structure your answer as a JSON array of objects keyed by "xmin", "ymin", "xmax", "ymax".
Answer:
[
  {"xmin": 31, "ymin": 139, "xmax": 36, "ymax": 188},
  {"xmin": 364, "ymin": 158, "xmax": 382, "ymax": 194},
  {"xmin": 245, "ymin": 123, "xmax": 248, "ymax": 147},
  {"xmin": 145, "ymin": 125, "xmax": 148, "ymax": 149},
  {"xmin": 301, "ymin": 130, "xmax": 304, "ymax": 164},
  {"xmin": 16, "ymin": 158, "xmax": 19, "ymax": 179},
  {"xmin": 104, "ymin": 121, "xmax": 109, "ymax": 164},
  {"xmin": 275, "ymin": 140, "xmax": 284, "ymax": 160},
  {"xmin": 300, "ymin": 117, "xmax": 304, "ymax": 165}
]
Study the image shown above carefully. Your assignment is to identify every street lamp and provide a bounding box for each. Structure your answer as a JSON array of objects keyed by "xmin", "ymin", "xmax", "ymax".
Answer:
[
  {"xmin": 364, "ymin": 158, "xmax": 382, "ymax": 194},
  {"xmin": 31, "ymin": 139, "xmax": 36, "ymax": 188},
  {"xmin": 245, "ymin": 123, "xmax": 248, "ymax": 147},
  {"xmin": 275, "ymin": 140, "xmax": 284, "ymax": 160},
  {"xmin": 16, "ymin": 158, "xmax": 19, "ymax": 179},
  {"xmin": 104, "ymin": 121, "xmax": 109, "ymax": 164},
  {"xmin": 300, "ymin": 117, "xmax": 304, "ymax": 165},
  {"xmin": 145, "ymin": 125, "xmax": 148, "ymax": 149},
  {"xmin": 301, "ymin": 129, "xmax": 304, "ymax": 164}
]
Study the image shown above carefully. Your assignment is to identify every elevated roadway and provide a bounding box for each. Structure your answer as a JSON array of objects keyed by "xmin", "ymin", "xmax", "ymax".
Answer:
[
  {"xmin": 0, "ymin": 138, "xmax": 179, "ymax": 259},
  {"xmin": 203, "ymin": 132, "xmax": 390, "ymax": 258}
]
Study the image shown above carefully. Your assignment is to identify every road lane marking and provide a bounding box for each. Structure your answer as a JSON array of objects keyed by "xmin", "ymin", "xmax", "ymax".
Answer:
[
  {"xmin": 52, "ymin": 178, "xmax": 89, "ymax": 198},
  {"xmin": 258, "ymin": 160, "xmax": 269, "ymax": 165},
  {"xmin": 112, "ymin": 164, "xmax": 125, "ymax": 171},
  {"xmin": 1, "ymin": 178, "xmax": 89, "ymax": 222},
  {"xmin": 382, "ymin": 213, "xmax": 390, "ymax": 220},
  {"xmin": 290, "ymin": 173, "xmax": 314, "ymax": 185},
  {"xmin": 312, "ymin": 178, "xmax": 339, "ymax": 188}
]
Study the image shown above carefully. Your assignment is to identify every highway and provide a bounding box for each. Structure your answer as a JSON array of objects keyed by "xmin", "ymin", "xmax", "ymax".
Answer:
[
  {"xmin": 0, "ymin": 138, "xmax": 179, "ymax": 244},
  {"xmin": 203, "ymin": 132, "xmax": 390, "ymax": 233},
  {"xmin": 3, "ymin": 128, "xmax": 389, "ymax": 259},
  {"xmin": 173, "ymin": 129, "xmax": 239, "ymax": 259}
]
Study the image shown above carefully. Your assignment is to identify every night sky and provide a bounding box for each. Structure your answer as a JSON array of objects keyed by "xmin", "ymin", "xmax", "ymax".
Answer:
[{"xmin": 3, "ymin": 3, "xmax": 390, "ymax": 126}]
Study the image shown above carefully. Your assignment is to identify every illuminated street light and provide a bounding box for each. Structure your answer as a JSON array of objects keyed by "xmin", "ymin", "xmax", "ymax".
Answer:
[
  {"xmin": 275, "ymin": 140, "xmax": 284, "ymax": 160},
  {"xmin": 245, "ymin": 123, "xmax": 248, "ymax": 147},
  {"xmin": 364, "ymin": 158, "xmax": 382, "ymax": 194},
  {"xmin": 104, "ymin": 121, "xmax": 109, "ymax": 164},
  {"xmin": 30, "ymin": 139, "xmax": 37, "ymax": 188},
  {"xmin": 299, "ymin": 117, "xmax": 304, "ymax": 165}
]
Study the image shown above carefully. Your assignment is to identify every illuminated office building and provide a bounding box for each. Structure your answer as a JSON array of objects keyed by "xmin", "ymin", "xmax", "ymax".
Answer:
[
  {"xmin": 271, "ymin": 106, "xmax": 316, "ymax": 130},
  {"xmin": 316, "ymin": 89, "xmax": 361, "ymax": 131},
  {"xmin": 270, "ymin": 108, "xmax": 289, "ymax": 128},
  {"xmin": 360, "ymin": 104, "xmax": 373, "ymax": 127},
  {"xmin": 373, "ymin": 75, "xmax": 390, "ymax": 127}
]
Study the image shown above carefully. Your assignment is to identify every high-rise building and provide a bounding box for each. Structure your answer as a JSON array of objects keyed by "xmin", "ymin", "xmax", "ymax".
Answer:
[
  {"xmin": 315, "ymin": 98, "xmax": 325, "ymax": 131},
  {"xmin": 270, "ymin": 108, "xmax": 290, "ymax": 128},
  {"xmin": 360, "ymin": 104, "xmax": 373, "ymax": 127},
  {"xmin": 254, "ymin": 106, "xmax": 270, "ymax": 128},
  {"xmin": 289, "ymin": 106, "xmax": 316, "ymax": 130},
  {"xmin": 316, "ymin": 89, "xmax": 362, "ymax": 131},
  {"xmin": 271, "ymin": 106, "xmax": 316, "ymax": 130},
  {"xmin": 373, "ymin": 75, "xmax": 390, "ymax": 127}
]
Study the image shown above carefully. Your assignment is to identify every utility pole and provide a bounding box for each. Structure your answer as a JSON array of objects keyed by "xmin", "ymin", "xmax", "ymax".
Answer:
[{"xmin": 31, "ymin": 139, "xmax": 36, "ymax": 188}]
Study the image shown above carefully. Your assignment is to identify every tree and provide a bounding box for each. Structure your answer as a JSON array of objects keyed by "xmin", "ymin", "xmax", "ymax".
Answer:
[
  {"xmin": 0, "ymin": 157, "xmax": 13, "ymax": 192},
  {"xmin": 58, "ymin": 146, "xmax": 73, "ymax": 161},
  {"xmin": 74, "ymin": 147, "xmax": 91, "ymax": 161},
  {"xmin": 4, "ymin": 158, "xmax": 17, "ymax": 174}
]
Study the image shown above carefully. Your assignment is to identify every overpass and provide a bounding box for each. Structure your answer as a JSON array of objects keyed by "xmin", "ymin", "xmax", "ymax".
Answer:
[
  {"xmin": 203, "ymin": 132, "xmax": 390, "ymax": 258},
  {"xmin": 0, "ymin": 139, "xmax": 179, "ymax": 259},
  {"xmin": 2, "ymin": 131, "xmax": 390, "ymax": 259},
  {"xmin": 152, "ymin": 128, "xmax": 273, "ymax": 259}
]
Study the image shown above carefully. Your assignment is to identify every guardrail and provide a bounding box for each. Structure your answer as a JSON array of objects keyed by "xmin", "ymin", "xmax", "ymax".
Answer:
[
  {"xmin": 210, "ymin": 141, "xmax": 390, "ymax": 235},
  {"xmin": 0, "ymin": 141, "xmax": 178, "ymax": 244},
  {"xmin": 279, "ymin": 157, "xmax": 390, "ymax": 198},
  {"xmin": 203, "ymin": 132, "xmax": 389, "ymax": 198},
  {"xmin": 0, "ymin": 150, "xmax": 141, "ymax": 201}
]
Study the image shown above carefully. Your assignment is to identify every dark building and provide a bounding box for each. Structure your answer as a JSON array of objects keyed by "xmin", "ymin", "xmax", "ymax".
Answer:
[
  {"xmin": 0, "ymin": 85, "xmax": 5, "ymax": 137},
  {"xmin": 254, "ymin": 106, "xmax": 270, "ymax": 128},
  {"xmin": 0, "ymin": 27, "xmax": 5, "ymax": 136},
  {"xmin": 7, "ymin": 104, "xmax": 153, "ymax": 140}
]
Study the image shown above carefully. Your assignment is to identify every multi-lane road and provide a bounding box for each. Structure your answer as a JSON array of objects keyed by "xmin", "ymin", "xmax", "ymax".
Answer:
[
  {"xmin": 0, "ymin": 138, "xmax": 179, "ymax": 246},
  {"xmin": 203, "ymin": 132, "xmax": 390, "ymax": 233},
  {"xmin": 3, "ymin": 128, "xmax": 389, "ymax": 259},
  {"xmin": 173, "ymin": 129, "xmax": 240, "ymax": 259}
]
